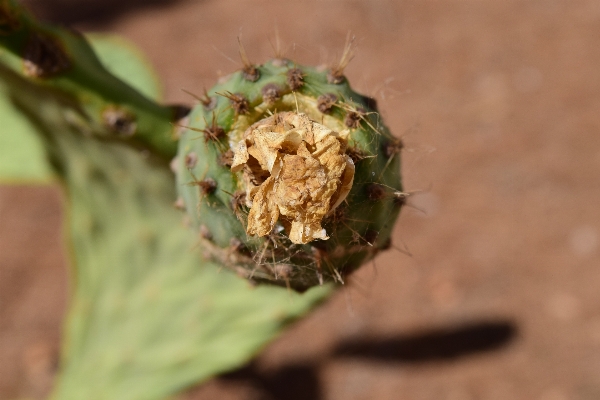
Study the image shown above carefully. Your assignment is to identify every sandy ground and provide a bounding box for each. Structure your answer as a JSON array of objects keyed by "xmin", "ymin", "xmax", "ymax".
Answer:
[{"xmin": 2, "ymin": 0, "xmax": 600, "ymax": 399}]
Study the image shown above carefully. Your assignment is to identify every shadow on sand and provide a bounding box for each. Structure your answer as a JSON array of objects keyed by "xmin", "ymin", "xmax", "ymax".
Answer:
[
  {"xmin": 22, "ymin": 0, "xmax": 190, "ymax": 26},
  {"xmin": 215, "ymin": 320, "xmax": 518, "ymax": 400}
]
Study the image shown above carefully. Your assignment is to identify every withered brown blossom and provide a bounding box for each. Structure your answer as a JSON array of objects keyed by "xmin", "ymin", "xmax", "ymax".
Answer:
[{"xmin": 231, "ymin": 112, "xmax": 355, "ymax": 244}]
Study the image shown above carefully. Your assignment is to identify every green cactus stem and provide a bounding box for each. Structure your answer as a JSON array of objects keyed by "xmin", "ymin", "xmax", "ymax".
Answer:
[{"xmin": 0, "ymin": 0, "xmax": 182, "ymax": 160}]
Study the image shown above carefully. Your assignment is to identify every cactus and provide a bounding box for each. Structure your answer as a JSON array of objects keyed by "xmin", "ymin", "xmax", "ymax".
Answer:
[
  {"xmin": 176, "ymin": 55, "xmax": 404, "ymax": 291},
  {"xmin": 0, "ymin": 1, "xmax": 403, "ymax": 399}
]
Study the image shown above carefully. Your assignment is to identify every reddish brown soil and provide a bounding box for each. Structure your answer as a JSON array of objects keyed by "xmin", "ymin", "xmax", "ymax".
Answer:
[{"xmin": 2, "ymin": 1, "xmax": 600, "ymax": 399}]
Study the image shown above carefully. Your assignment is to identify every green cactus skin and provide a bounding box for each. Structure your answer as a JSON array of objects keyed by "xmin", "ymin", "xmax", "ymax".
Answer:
[{"xmin": 176, "ymin": 59, "xmax": 404, "ymax": 292}]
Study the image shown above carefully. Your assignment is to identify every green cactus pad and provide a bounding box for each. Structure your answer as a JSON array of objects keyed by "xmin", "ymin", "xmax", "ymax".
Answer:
[
  {"xmin": 51, "ymin": 127, "xmax": 331, "ymax": 400},
  {"xmin": 177, "ymin": 59, "xmax": 404, "ymax": 291}
]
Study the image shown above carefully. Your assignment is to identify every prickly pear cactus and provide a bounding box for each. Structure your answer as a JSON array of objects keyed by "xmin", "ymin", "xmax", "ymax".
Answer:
[
  {"xmin": 176, "ymin": 58, "xmax": 404, "ymax": 291},
  {"xmin": 0, "ymin": 1, "xmax": 405, "ymax": 398}
]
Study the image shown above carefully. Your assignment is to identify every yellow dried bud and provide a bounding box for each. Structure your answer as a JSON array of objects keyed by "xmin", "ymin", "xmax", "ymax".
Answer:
[{"xmin": 231, "ymin": 112, "xmax": 355, "ymax": 244}]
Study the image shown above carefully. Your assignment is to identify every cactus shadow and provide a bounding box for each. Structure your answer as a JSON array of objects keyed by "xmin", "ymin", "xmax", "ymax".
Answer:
[
  {"xmin": 215, "ymin": 320, "xmax": 517, "ymax": 400},
  {"xmin": 219, "ymin": 362, "xmax": 321, "ymax": 400},
  {"xmin": 23, "ymin": 0, "xmax": 191, "ymax": 25},
  {"xmin": 332, "ymin": 320, "xmax": 518, "ymax": 364}
]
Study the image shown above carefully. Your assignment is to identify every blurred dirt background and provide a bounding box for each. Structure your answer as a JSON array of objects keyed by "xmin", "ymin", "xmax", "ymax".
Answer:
[{"xmin": 2, "ymin": 0, "xmax": 600, "ymax": 399}]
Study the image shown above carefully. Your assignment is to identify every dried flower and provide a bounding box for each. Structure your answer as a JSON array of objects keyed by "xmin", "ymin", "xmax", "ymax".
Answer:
[{"xmin": 231, "ymin": 112, "xmax": 354, "ymax": 244}]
